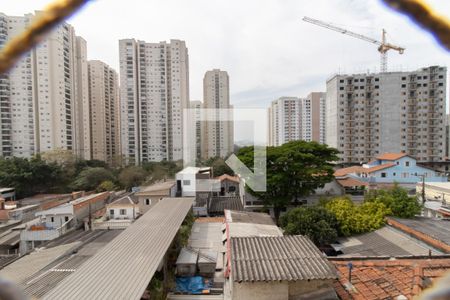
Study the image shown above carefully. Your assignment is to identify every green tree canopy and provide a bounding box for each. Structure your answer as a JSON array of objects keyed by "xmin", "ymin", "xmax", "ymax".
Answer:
[
  {"xmin": 71, "ymin": 167, "xmax": 115, "ymax": 191},
  {"xmin": 237, "ymin": 140, "xmax": 339, "ymax": 223},
  {"xmin": 365, "ymin": 184, "xmax": 421, "ymax": 218},
  {"xmin": 203, "ymin": 156, "xmax": 234, "ymax": 177},
  {"xmin": 280, "ymin": 206, "xmax": 339, "ymax": 246},
  {"xmin": 96, "ymin": 180, "xmax": 116, "ymax": 192},
  {"xmin": 0, "ymin": 156, "xmax": 64, "ymax": 198}
]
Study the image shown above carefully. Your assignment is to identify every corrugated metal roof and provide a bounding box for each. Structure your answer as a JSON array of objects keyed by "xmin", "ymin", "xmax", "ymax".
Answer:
[
  {"xmin": 389, "ymin": 216, "xmax": 450, "ymax": 245},
  {"xmin": 208, "ymin": 197, "xmax": 243, "ymax": 215},
  {"xmin": 225, "ymin": 210, "xmax": 275, "ymax": 225},
  {"xmin": 333, "ymin": 226, "xmax": 441, "ymax": 257},
  {"xmin": 231, "ymin": 235, "xmax": 337, "ymax": 282},
  {"xmin": 43, "ymin": 197, "xmax": 194, "ymax": 300},
  {"xmin": 0, "ymin": 242, "xmax": 80, "ymax": 284}
]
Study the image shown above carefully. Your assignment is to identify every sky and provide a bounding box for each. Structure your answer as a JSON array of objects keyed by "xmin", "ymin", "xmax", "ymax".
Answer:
[{"xmin": 2, "ymin": 0, "xmax": 450, "ymax": 142}]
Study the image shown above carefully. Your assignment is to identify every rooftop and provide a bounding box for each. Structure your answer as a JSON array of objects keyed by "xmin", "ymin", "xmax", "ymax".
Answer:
[
  {"xmin": 387, "ymin": 217, "xmax": 450, "ymax": 247},
  {"xmin": 336, "ymin": 177, "xmax": 369, "ymax": 187},
  {"xmin": 214, "ymin": 174, "xmax": 239, "ymax": 183},
  {"xmin": 334, "ymin": 163, "xmax": 396, "ymax": 177},
  {"xmin": 231, "ymin": 235, "xmax": 337, "ymax": 282},
  {"xmin": 225, "ymin": 210, "xmax": 275, "ymax": 225},
  {"xmin": 107, "ymin": 196, "xmax": 137, "ymax": 206},
  {"xmin": 332, "ymin": 257, "xmax": 450, "ymax": 300},
  {"xmin": 209, "ymin": 196, "xmax": 243, "ymax": 215},
  {"xmin": 43, "ymin": 197, "xmax": 194, "ymax": 300},
  {"xmin": 376, "ymin": 153, "xmax": 408, "ymax": 161},
  {"xmin": 332, "ymin": 226, "xmax": 442, "ymax": 257},
  {"xmin": 136, "ymin": 180, "xmax": 175, "ymax": 194}
]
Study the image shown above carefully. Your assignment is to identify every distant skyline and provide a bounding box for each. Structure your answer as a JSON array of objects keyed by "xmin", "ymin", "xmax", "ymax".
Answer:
[{"xmin": 2, "ymin": 0, "xmax": 450, "ymax": 142}]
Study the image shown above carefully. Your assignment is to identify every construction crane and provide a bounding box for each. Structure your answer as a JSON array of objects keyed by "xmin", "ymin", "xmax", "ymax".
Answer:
[{"xmin": 302, "ymin": 16, "xmax": 405, "ymax": 73}]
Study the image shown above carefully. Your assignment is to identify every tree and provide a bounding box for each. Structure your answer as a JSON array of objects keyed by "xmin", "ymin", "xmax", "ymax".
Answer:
[
  {"xmin": 96, "ymin": 180, "xmax": 116, "ymax": 192},
  {"xmin": 204, "ymin": 156, "xmax": 234, "ymax": 177},
  {"xmin": 237, "ymin": 141, "xmax": 340, "ymax": 223},
  {"xmin": 71, "ymin": 167, "xmax": 115, "ymax": 191},
  {"xmin": 324, "ymin": 197, "xmax": 390, "ymax": 236},
  {"xmin": 118, "ymin": 166, "xmax": 148, "ymax": 190},
  {"xmin": 280, "ymin": 206, "xmax": 339, "ymax": 246},
  {"xmin": 0, "ymin": 156, "xmax": 65, "ymax": 198},
  {"xmin": 365, "ymin": 184, "xmax": 421, "ymax": 218}
]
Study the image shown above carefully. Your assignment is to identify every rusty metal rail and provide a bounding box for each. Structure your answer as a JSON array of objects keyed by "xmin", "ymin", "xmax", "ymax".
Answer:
[{"xmin": 0, "ymin": 0, "xmax": 90, "ymax": 74}]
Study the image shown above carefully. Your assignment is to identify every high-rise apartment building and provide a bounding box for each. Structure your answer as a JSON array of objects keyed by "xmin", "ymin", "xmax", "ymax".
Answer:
[
  {"xmin": 119, "ymin": 39, "xmax": 189, "ymax": 164},
  {"xmin": 189, "ymin": 100, "xmax": 203, "ymax": 161},
  {"xmin": 88, "ymin": 60, "xmax": 120, "ymax": 164},
  {"xmin": 326, "ymin": 66, "xmax": 447, "ymax": 163},
  {"xmin": 202, "ymin": 69, "xmax": 233, "ymax": 159},
  {"xmin": 302, "ymin": 92, "xmax": 326, "ymax": 144},
  {"xmin": 268, "ymin": 97, "xmax": 301, "ymax": 146},
  {"xmin": 0, "ymin": 12, "xmax": 88, "ymax": 158}
]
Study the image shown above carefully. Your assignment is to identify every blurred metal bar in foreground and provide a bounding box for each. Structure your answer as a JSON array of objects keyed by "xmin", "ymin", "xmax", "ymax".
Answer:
[
  {"xmin": 0, "ymin": 0, "xmax": 90, "ymax": 74},
  {"xmin": 382, "ymin": 0, "xmax": 450, "ymax": 51}
]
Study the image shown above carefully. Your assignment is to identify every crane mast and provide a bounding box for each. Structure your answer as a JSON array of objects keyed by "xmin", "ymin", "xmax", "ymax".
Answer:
[{"xmin": 302, "ymin": 17, "xmax": 405, "ymax": 72}]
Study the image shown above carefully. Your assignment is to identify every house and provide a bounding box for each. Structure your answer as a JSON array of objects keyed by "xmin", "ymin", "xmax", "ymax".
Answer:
[
  {"xmin": 135, "ymin": 180, "xmax": 176, "ymax": 214},
  {"xmin": 333, "ymin": 257, "xmax": 450, "ymax": 300},
  {"xmin": 175, "ymin": 167, "xmax": 213, "ymax": 217},
  {"xmin": 422, "ymin": 200, "xmax": 450, "ymax": 219},
  {"xmin": 212, "ymin": 174, "xmax": 239, "ymax": 197},
  {"xmin": 335, "ymin": 153, "xmax": 446, "ymax": 191},
  {"xmin": 106, "ymin": 196, "xmax": 139, "ymax": 220},
  {"xmin": 19, "ymin": 192, "xmax": 110, "ymax": 253},
  {"xmin": 230, "ymin": 235, "xmax": 338, "ymax": 300},
  {"xmin": 175, "ymin": 166, "xmax": 213, "ymax": 197}
]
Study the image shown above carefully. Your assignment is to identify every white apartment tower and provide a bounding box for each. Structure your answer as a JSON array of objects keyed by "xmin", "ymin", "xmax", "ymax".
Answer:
[
  {"xmin": 88, "ymin": 60, "xmax": 120, "ymax": 164},
  {"xmin": 202, "ymin": 69, "xmax": 234, "ymax": 159},
  {"xmin": 302, "ymin": 92, "xmax": 326, "ymax": 144},
  {"xmin": 119, "ymin": 39, "xmax": 189, "ymax": 164},
  {"xmin": 0, "ymin": 12, "xmax": 89, "ymax": 158},
  {"xmin": 326, "ymin": 66, "xmax": 447, "ymax": 163},
  {"xmin": 268, "ymin": 97, "xmax": 301, "ymax": 146}
]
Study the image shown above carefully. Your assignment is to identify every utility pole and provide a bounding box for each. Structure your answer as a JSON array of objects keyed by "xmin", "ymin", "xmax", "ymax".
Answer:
[{"xmin": 418, "ymin": 174, "xmax": 426, "ymax": 204}]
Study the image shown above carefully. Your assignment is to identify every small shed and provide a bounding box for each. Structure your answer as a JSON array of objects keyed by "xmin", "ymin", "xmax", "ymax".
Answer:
[
  {"xmin": 198, "ymin": 249, "xmax": 217, "ymax": 276},
  {"xmin": 176, "ymin": 247, "xmax": 198, "ymax": 277}
]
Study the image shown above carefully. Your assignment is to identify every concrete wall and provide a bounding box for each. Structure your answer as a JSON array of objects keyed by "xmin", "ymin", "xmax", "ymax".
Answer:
[
  {"xmin": 288, "ymin": 279, "xmax": 334, "ymax": 299},
  {"xmin": 232, "ymin": 281, "xmax": 289, "ymax": 300},
  {"xmin": 107, "ymin": 206, "xmax": 138, "ymax": 220}
]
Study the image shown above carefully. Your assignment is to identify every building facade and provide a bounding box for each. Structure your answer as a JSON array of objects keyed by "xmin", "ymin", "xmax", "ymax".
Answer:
[
  {"xmin": 268, "ymin": 97, "xmax": 301, "ymax": 146},
  {"xmin": 0, "ymin": 12, "xmax": 89, "ymax": 158},
  {"xmin": 189, "ymin": 100, "xmax": 203, "ymax": 160},
  {"xmin": 88, "ymin": 60, "xmax": 120, "ymax": 164},
  {"xmin": 302, "ymin": 92, "xmax": 326, "ymax": 143},
  {"xmin": 326, "ymin": 66, "xmax": 447, "ymax": 163},
  {"xmin": 202, "ymin": 69, "xmax": 233, "ymax": 159},
  {"xmin": 119, "ymin": 39, "xmax": 189, "ymax": 164}
]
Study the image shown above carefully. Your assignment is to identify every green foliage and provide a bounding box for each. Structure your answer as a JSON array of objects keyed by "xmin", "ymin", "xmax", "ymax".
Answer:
[
  {"xmin": 71, "ymin": 167, "xmax": 115, "ymax": 191},
  {"xmin": 203, "ymin": 156, "xmax": 234, "ymax": 176},
  {"xmin": 96, "ymin": 180, "xmax": 116, "ymax": 192},
  {"xmin": 142, "ymin": 160, "xmax": 182, "ymax": 183},
  {"xmin": 365, "ymin": 185, "xmax": 422, "ymax": 218},
  {"xmin": 118, "ymin": 166, "xmax": 148, "ymax": 190},
  {"xmin": 324, "ymin": 197, "xmax": 390, "ymax": 236},
  {"xmin": 280, "ymin": 206, "xmax": 339, "ymax": 246},
  {"xmin": 0, "ymin": 156, "xmax": 65, "ymax": 198},
  {"xmin": 237, "ymin": 140, "xmax": 339, "ymax": 222}
]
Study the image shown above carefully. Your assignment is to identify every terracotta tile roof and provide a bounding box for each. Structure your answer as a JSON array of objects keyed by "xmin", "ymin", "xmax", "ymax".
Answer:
[
  {"xmin": 215, "ymin": 174, "xmax": 240, "ymax": 183},
  {"xmin": 195, "ymin": 217, "xmax": 225, "ymax": 223},
  {"xmin": 376, "ymin": 153, "xmax": 408, "ymax": 161},
  {"xmin": 335, "ymin": 166, "xmax": 364, "ymax": 177},
  {"xmin": 337, "ymin": 177, "xmax": 369, "ymax": 187},
  {"xmin": 332, "ymin": 258, "xmax": 450, "ymax": 300},
  {"xmin": 335, "ymin": 163, "xmax": 396, "ymax": 177}
]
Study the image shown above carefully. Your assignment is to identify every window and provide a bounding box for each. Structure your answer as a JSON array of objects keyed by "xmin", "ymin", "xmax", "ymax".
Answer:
[
  {"xmin": 381, "ymin": 172, "xmax": 387, "ymax": 178},
  {"xmin": 110, "ymin": 209, "xmax": 114, "ymax": 215},
  {"xmin": 65, "ymin": 216, "xmax": 69, "ymax": 222},
  {"xmin": 51, "ymin": 217, "xmax": 54, "ymax": 222},
  {"xmin": 393, "ymin": 172, "xmax": 396, "ymax": 177},
  {"xmin": 145, "ymin": 198, "xmax": 151, "ymax": 205},
  {"xmin": 405, "ymin": 161, "xmax": 410, "ymax": 167},
  {"xmin": 120, "ymin": 209, "xmax": 126, "ymax": 215},
  {"xmin": 183, "ymin": 180, "xmax": 191, "ymax": 186},
  {"xmin": 229, "ymin": 186, "xmax": 236, "ymax": 192}
]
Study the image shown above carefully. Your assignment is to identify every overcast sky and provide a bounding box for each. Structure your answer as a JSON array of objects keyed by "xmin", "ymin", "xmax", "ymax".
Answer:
[{"xmin": 2, "ymin": 0, "xmax": 450, "ymax": 142}]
